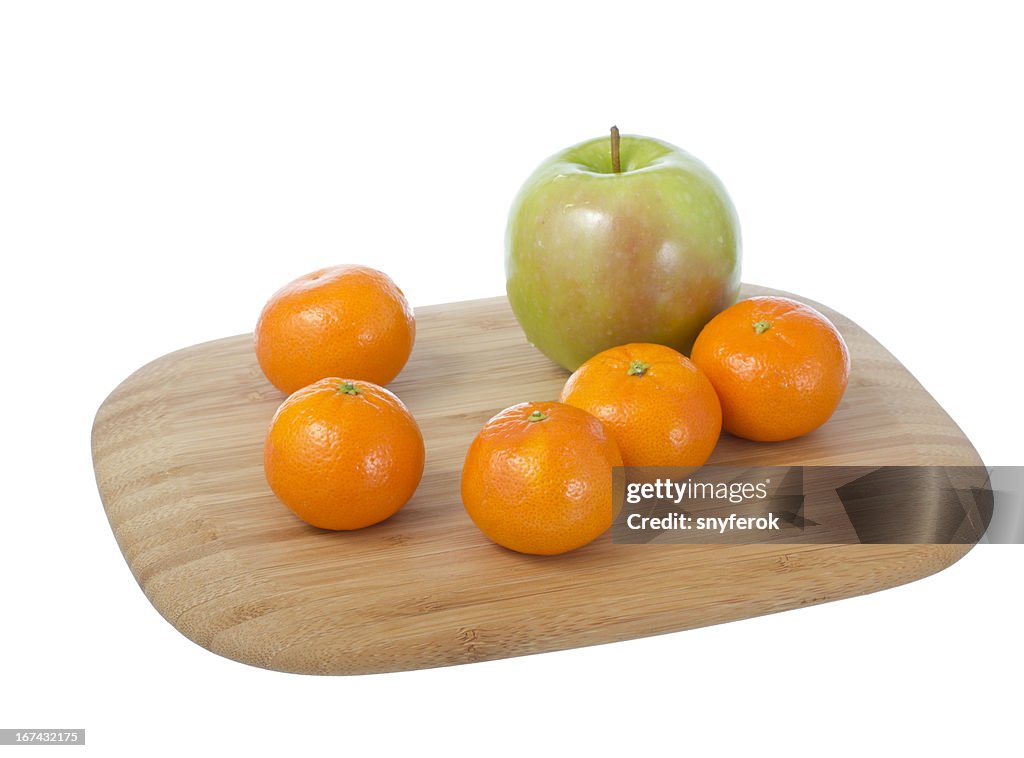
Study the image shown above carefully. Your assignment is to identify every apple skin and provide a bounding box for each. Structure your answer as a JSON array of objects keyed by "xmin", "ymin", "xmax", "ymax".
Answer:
[{"xmin": 505, "ymin": 133, "xmax": 741, "ymax": 371}]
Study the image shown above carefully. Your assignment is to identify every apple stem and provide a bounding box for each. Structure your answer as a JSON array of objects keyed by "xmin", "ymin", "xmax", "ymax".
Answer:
[{"xmin": 610, "ymin": 125, "xmax": 621, "ymax": 173}]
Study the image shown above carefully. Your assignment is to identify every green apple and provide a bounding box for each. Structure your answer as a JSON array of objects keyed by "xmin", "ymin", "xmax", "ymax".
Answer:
[{"xmin": 505, "ymin": 128, "xmax": 741, "ymax": 371}]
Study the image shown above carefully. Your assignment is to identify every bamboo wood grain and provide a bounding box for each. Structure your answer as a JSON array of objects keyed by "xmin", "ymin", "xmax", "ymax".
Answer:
[{"xmin": 91, "ymin": 285, "xmax": 982, "ymax": 675}]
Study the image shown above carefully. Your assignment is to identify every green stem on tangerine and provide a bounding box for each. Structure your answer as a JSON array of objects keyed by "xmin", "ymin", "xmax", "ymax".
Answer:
[
  {"xmin": 628, "ymin": 359, "xmax": 650, "ymax": 376},
  {"xmin": 527, "ymin": 410, "xmax": 548, "ymax": 422},
  {"xmin": 338, "ymin": 381, "xmax": 361, "ymax": 395},
  {"xmin": 610, "ymin": 125, "xmax": 621, "ymax": 173},
  {"xmin": 753, "ymin": 319, "xmax": 772, "ymax": 334}
]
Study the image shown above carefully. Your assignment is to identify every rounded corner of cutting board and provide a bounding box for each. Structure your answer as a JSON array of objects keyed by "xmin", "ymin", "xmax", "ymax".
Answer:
[
  {"xmin": 90, "ymin": 287, "xmax": 988, "ymax": 676},
  {"xmin": 917, "ymin": 541, "xmax": 979, "ymax": 580},
  {"xmin": 131, "ymin": 540, "xmax": 985, "ymax": 678}
]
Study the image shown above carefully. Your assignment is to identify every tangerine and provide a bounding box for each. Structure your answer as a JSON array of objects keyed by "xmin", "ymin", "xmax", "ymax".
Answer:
[
  {"xmin": 263, "ymin": 377, "xmax": 425, "ymax": 530},
  {"xmin": 255, "ymin": 265, "xmax": 415, "ymax": 395},
  {"xmin": 560, "ymin": 343, "xmax": 722, "ymax": 468},
  {"xmin": 690, "ymin": 296, "xmax": 850, "ymax": 442},
  {"xmin": 460, "ymin": 401, "xmax": 622, "ymax": 555}
]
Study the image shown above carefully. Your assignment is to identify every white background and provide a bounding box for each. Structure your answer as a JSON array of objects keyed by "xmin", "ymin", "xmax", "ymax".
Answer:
[{"xmin": 2, "ymin": 2, "xmax": 1021, "ymax": 755}]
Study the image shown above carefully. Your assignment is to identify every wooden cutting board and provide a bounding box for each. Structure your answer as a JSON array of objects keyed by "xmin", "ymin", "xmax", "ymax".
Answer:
[{"xmin": 91, "ymin": 285, "xmax": 982, "ymax": 675}]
